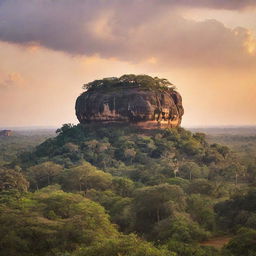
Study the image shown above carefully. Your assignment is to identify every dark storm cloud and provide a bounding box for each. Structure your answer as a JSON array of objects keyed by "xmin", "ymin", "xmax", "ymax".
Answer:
[
  {"xmin": 158, "ymin": 0, "xmax": 256, "ymax": 10},
  {"xmin": 0, "ymin": 0, "xmax": 255, "ymax": 68}
]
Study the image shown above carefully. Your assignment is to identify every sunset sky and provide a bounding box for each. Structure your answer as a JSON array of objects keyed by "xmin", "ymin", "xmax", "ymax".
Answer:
[{"xmin": 0, "ymin": 0, "xmax": 256, "ymax": 127}]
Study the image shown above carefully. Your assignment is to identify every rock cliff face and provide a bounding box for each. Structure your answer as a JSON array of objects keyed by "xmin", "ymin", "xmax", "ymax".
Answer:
[
  {"xmin": 0, "ymin": 130, "xmax": 13, "ymax": 137},
  {"xmin": 75, "ymin": 75, "xmax": 184, "ymax": 129}
]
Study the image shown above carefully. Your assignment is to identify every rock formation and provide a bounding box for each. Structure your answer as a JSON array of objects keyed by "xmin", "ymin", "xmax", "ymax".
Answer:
[
  {"xmin": 75, "ymin": 75, "xmax": 184, "ymax": 129},
  {"xmin": 0, "ymin": 130, "xmax": 13, "ymax": 137}
]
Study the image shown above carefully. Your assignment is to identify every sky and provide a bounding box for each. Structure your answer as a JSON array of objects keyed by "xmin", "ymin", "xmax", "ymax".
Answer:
[{"xmin": 0, "ymin": 0, "xmax": 256, "ymax": 128}]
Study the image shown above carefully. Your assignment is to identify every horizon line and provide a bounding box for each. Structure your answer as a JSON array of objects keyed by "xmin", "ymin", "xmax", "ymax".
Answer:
[{"xmin": 1, "ymin": 124, "xmax": 256, "ymax": 130}]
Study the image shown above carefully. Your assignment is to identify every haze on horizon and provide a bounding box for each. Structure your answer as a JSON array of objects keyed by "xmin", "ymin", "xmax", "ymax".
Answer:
[{"xmin": 0, "ymin": 0, "xmax": 256, "ymax": 128}]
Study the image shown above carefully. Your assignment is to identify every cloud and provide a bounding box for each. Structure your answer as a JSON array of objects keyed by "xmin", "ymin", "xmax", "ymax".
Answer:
[
  {"xmin": 158, "ymin": 0, "xmax": 256, "ymax": 10},
  {"xmin": 0, "ymin": 0, "xmax": 255, "ymax": 69},
  {"xmin": 0, "ymin": 72, "xmax": 25, "ymax": 89}
]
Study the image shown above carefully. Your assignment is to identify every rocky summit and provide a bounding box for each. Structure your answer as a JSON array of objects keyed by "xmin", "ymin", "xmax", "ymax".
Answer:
[
  {"xmin": 75, "ymin": 74, "xmax": 184, "ymax": 129},
  {"xmin": 0, "ymin": 130, "xmax": 13, "ymax": 137}
]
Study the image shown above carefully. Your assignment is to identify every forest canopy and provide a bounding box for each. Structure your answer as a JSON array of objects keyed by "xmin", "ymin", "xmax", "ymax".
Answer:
[{"xmin": 1, "ymin": 124, "xmax": 256, "ymax": 256}]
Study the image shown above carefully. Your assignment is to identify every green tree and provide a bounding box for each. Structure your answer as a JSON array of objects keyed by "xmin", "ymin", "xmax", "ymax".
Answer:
[
  {"xmin": 0, "ymin": 169, "xmax": 29, "ymax": 192},
  {"xmin": 86, "ymin": 189, "xmax": 133, "ymax": 232},
  {"xmin": 167, "ymin": 240, "xmax": 220, "ymax": 256},
  {"xmin": 133, "ymin": 184, "xmax": 185, "ymax": 234},
  {"xmin": 179, "ymin": 162, "xmax": 202, "ymax": 180},
  {"xmin": 152, "ymin": 216, "xmax": 210, "ymax": 243},
  {"xmin": 73, "ymin": 234, "xmax": 175, "ymax": 256},
  {"xmin": 61, "ymin": 162, "xmax": 112, "ymax": 192},
  {"xmin": 215, "ymin": 189, "xmax": 256, "ymax": 231},
  {"xmin": 112, "ymin": 177, "xmax": 135, "ymax": 197},
  {"xmin": 0, "ymin": 186, "xmax": 118, "ymax": 256},
  {"xmin": 187, "ymin": 179, "xmax": 214, "ymax": 195},
  {"xmin": 27, "ymin": 161, "xmax": 63, "ymax": 190},
  {"xmin": 223, "ymin": 228, "xmax": 256, "ymax": 256},
  {"xmin": 187, "ymin": 194, "xmax": 216, "ymax": 231}
]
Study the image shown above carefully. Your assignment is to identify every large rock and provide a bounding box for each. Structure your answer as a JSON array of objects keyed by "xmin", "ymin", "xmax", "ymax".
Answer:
[
  {"xmin": 0, "ymin": 130, "xmax": 13, "ymax": 137},
  {"xmin": 75, "ymin": 75, "xmax": 184, "ymax": 128}
]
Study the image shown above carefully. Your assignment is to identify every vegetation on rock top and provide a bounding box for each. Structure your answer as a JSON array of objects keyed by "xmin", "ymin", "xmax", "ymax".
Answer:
[{"xmin": 82, "ymin": 74, "xmax": 176, "ymax": 92}]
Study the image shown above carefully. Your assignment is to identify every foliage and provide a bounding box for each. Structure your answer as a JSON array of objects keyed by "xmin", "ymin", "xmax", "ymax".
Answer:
[
  {"xmin": 73, "ymin": 234, "xmax": 175, "ymax": 256},
  {"xmin": 132, "ymin": 184, "xmax": 186, "ymax": 234},
  {"xmin": 82, "ymin": 74, "xmax": 175, "ymax": 93},
  {"xmin": 167, "ymin": 240, "xmax": 221, "ymax": 256},
  {"xmin": 27, "ymin": 161, "xmax": 63, "ymax": 190},
  {"xmin": 0, "ymin": 186, "xmax": 118, "ymax": 256},
  {"xmin": 187, "ymin": 194, "xmax": 216, "ymax": 231},
  {"xmin": 152, "ymin": 216, "xmax": 210, "ymax": 243},
  {"xmin": 222, "ymin": 228, "xmax": 256, "ymax": 256},
  {"xmin": 0, "ymin": 130, "xmax": 54, "ymax": 165},
  {"xmin": 17, "ymin": 124, "xmax": 246, "ymax": 188},
  {"xmin": 0, "ymin": 169, "xmax": 29, "ymax": 192},
  {"xmin": 60, "ymin": 162, "xmax": 112, "ymax": 192},
  {"xmin": 215, "ymin": 189, "xmax": 256, "ymax": 231},
  {"xmin": 1, "ymin": 124, "xmax": 255, "ymax": 255}
]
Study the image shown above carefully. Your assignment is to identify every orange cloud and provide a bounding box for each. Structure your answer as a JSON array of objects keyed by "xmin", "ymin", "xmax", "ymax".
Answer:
[
  {"xmin": 244, "ymin": 31, "xmax": 256, "ymax": 55},
  {"xmin": 0, "ymin": 72, "xmax": 26, "ymax": 89}
]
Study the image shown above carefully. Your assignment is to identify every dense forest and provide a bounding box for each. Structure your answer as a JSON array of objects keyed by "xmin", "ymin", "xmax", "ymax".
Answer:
[
  {"xmin": 0, "ymin": 129, "xmax": 54, "ymax": 166},
  {"xmin": 1, "ymin": 124, "xmax": 256, "ymax": 256}
]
